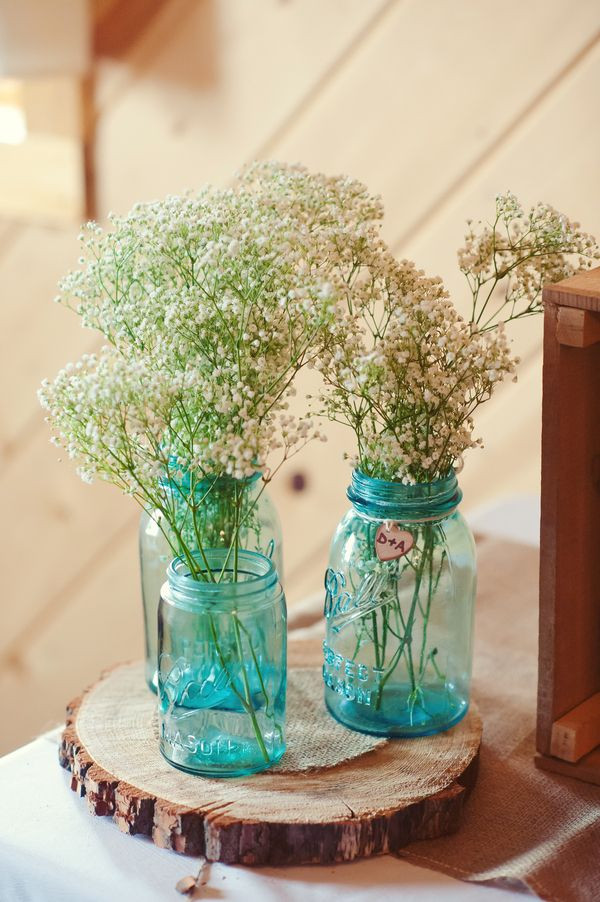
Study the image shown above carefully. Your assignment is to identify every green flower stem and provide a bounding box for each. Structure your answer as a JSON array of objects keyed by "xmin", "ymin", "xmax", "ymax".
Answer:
[
  {"xmin": 231, "ymin": 615, "xmax": 270, "ymax": 763},
  {"xmin": 238, "ymin": 619, "xmax": 273, "ymax": 716},
  {"xmin": 417, "ymin": 542, "xmax": 446, "ymax": 683},
  {"xmin": 187, "ymin": 474, "xmax": 219, "ymax": 583},
  {"xmin": 159, "ymin": 475, "xmax": 275, "ymax": 762},
  {"xmin": 416, "ymin": 530, "xmax": 435, "ymax": 683},
  {"xmin": 233, "ymin": 484, "xmax": 241, "ymax": 581},
  {"xmin": 373, "ymin": 527, "xmax": 432, "ymax": 711},
  {"xmin": 208, "ymin": 614, "xmax": 270, "ymax": 764},
  {"xmin": 371, "ymin": 612, "xmax": 381, "ymax": 672}
]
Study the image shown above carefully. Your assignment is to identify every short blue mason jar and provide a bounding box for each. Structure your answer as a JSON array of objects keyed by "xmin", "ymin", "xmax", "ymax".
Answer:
[
  {"xmin": 323, "ymin": 470, "xmax": 476, "ymax": 737},
  {"xmin": 141, "ymin": 470, "xmax": 283, "ymax": 692},
  {"xmin": 158, "ymin": 549, "xmax": 287, "ymax": 777}
]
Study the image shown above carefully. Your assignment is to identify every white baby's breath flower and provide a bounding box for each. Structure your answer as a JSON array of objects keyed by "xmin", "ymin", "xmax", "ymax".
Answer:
[
  {"xmin": 320, "ymin": 191, "xmax": 597, "ymax": 484},
  {"xmin": 40, "ymin": 162, "xmax": 383, "ymax": 562}
]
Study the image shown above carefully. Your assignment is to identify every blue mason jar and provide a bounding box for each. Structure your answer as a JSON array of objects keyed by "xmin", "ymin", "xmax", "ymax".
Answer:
[
  {"xmin": 323, "ymin": 470, "xmax": 476, "ymax": 737},
  {"xmin": 141, "ymin": 470, "xmax": 283, "ymax": 692},
  {"xmin": 158, "ymin": 549, "xmax": 286, "ymax": 776}
]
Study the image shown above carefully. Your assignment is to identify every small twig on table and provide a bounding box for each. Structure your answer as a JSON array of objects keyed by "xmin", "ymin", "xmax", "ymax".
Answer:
[{"xmin": 175, "ymin": 856, "xmax": 209, "ymax": 897}]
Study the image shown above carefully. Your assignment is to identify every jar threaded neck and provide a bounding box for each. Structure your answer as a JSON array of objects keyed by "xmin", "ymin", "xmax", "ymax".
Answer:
[
  {"xmin": 347, "ymin": 470, "xmax": 462, "ymax": 521},
  {"xmin": 165, "ymin": 548, "xmax": 279, "ymax": 610}
]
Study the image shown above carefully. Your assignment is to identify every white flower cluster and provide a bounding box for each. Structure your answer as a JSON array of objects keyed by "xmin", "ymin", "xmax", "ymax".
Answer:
[
  {"xmin": 39, "ymin": 351, "xmax": 173, "ymax": 491},
  {"xmin": 40, "ymin": 164, "xmax": 374, "ymax": 510},
  {"xmin": 319, "ymin": 190, "xmax": 598, "ymax": 483},
  {"xmin": 458, "ymin": 191, "xmax": 599, "ymax": 330},
  {"xmin": 319, "ymin": 249, "xmax": 517, "ymax": 483}
]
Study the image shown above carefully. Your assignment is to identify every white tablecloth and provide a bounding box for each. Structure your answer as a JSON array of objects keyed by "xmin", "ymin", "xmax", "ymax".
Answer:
[{"xmin": 0, "ymin": 498, "xmax": 539, "ymax": 902}]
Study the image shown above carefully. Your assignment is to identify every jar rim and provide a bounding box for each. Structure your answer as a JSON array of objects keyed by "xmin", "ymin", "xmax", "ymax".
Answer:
[
  {"xmin": 347, "ymin": 469, "xmax": 462, "ymax": 521},
  {"xmin": 165, "ymin": 548, "xmax": 279, "ymax": 610},
  {"xmin": 159, "ymin": 464, "xmax": 262, "ymax": 492}
]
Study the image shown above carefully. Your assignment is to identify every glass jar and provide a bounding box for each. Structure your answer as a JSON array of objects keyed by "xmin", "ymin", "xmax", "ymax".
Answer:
[
  {"xmin": 158, "ymin": 549, "xmax": 287, "ymax": 777},
  {"xmin": 323, "ymin": 470, "xmax": 476, "ymax": 737},
  {"xmin": 140, "ymin": 471, "xmax": 283, "ymax": 691}
]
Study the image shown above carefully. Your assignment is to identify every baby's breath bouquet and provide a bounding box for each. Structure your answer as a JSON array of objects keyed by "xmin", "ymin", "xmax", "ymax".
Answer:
[
  {"xmin": 38, "ymin": 163, "xmax": 386, "ymax": 767},
  {"xmin": 320, "ymin": 192, "xmax": 598, "ymax": 482},
  {"xmin": 320, "ymin": 190, "xmax": 598, "ymax": 737},
  {"xmin": 40, "ymin": 168, "xmax": 352, "ymax": 578},
  {"xmin": 40, "ymin": 163, "xmax": 388, "ymax": 588}
]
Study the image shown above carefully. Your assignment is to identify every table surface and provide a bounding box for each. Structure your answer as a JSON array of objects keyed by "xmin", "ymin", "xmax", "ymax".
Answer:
[{"xmin": 0, "ymin": 497, "xmax": 540, "ymax": 902}]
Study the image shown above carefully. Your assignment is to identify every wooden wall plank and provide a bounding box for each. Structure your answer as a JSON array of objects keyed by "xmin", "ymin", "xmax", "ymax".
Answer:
[
  {"xmin": 267, "ymin": 0, "xmax": 600, "ymax": 247},
  {"xmin": 23, "ymin": 77, "xmax": 84, "ymax": 139},
  {"xmin": 0, "ymin": 228, "xmax": 95, "ymax": 457},
  {"xmin": 0, "ymin": 522, "xmax": 141, "ymax": 755},
  {"xmin": 404, "ymin": 41, "xmax": 600, "ymax": 323},
  {"xmin": 0, "ymin": 444, "xmax": 134, "ymax": 658},
  {"xmin": 0, "ymin": 76, "xmax": 86, "ymax": 225},
  {"xmin": 95, "ymin": 0, "xmax": 392, "ymax": 212},
  {"xmin": 0, "ymin": 137, "xmax": 85, "ymax": 225}
]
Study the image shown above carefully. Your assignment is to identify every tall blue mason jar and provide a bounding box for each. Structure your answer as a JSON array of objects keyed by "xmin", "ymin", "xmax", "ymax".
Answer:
[
  {"xmin": 140, "ymin": 470, "xmax": 283, "ymax": 692},
  {"xmin": 323, "ymin": 470, "xmax": 476, "ymax": 737},
  {"xmin": 158, "ymin": 549, "xmax": 287, "ymax": 777}
]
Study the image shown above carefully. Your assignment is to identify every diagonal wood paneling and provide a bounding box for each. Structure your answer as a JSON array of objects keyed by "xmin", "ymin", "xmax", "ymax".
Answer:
[
  {"xmin": 267, "ymin": 1, "xmax": 600, "ymax": 249},
  {"xmin": 0, "ymin": 227, "xmax": 95, "ymax": 457},
  {"xmin": 0, "ymin": 520, "xmax": 142, "ymax": 747},
  {"xmin": 95, "ymin": 0, "xmax": 393, "ymax": 211}
]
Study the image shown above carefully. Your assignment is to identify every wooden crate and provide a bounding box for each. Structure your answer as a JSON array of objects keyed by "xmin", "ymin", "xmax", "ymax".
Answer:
[{"xmin": 536, "ymin": 267, "xmax": 600, "ymax": 785}]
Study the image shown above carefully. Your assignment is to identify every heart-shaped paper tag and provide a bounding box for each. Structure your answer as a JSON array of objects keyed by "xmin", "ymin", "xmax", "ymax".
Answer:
[{"xmin": 375, "ymin": 522, "xmax": 414, "ymax": 561}]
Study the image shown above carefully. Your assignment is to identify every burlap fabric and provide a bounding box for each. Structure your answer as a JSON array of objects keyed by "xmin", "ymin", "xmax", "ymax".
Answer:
[
  {"xmin": 386, "ymin": 537, "xmax": 600, "ymax": 902},
  {"xmin": 77, "ymin": 664, "xmax": 385, "ymax": 779},
  {"xmin": 293, "ymin": 536, "xmax": 600, "ymax": 901},
  {"xmin": 273, "ymin": 668, "xmax": 387, "ymax": 771}
]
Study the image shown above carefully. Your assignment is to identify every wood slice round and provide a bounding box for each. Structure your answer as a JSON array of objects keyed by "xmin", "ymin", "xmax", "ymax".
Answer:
[{"xmin": 60, "ymin": 638, "xmax": 482, "ymax": 866}]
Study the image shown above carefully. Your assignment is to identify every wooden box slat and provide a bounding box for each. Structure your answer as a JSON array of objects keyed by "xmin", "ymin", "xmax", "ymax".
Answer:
[
  {"xmin": 537, "ymin": 267, "xmax": 600, "ymax": 773},
  {"xmin": 543, "ymin": 268, "xmax": 600, "ymax": 312},
  {"xmin": 550, "ymin": 691, "xmax": 600, "ymax": 763},
  {"xmin": 535, "ymin": 747, "xmax": 600, "ymax": 788}
]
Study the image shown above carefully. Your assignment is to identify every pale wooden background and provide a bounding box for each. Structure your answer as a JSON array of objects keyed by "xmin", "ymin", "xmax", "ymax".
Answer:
[{"xmin": 1, "ymin": 0, "xmax": 599, "ymax": 755}]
